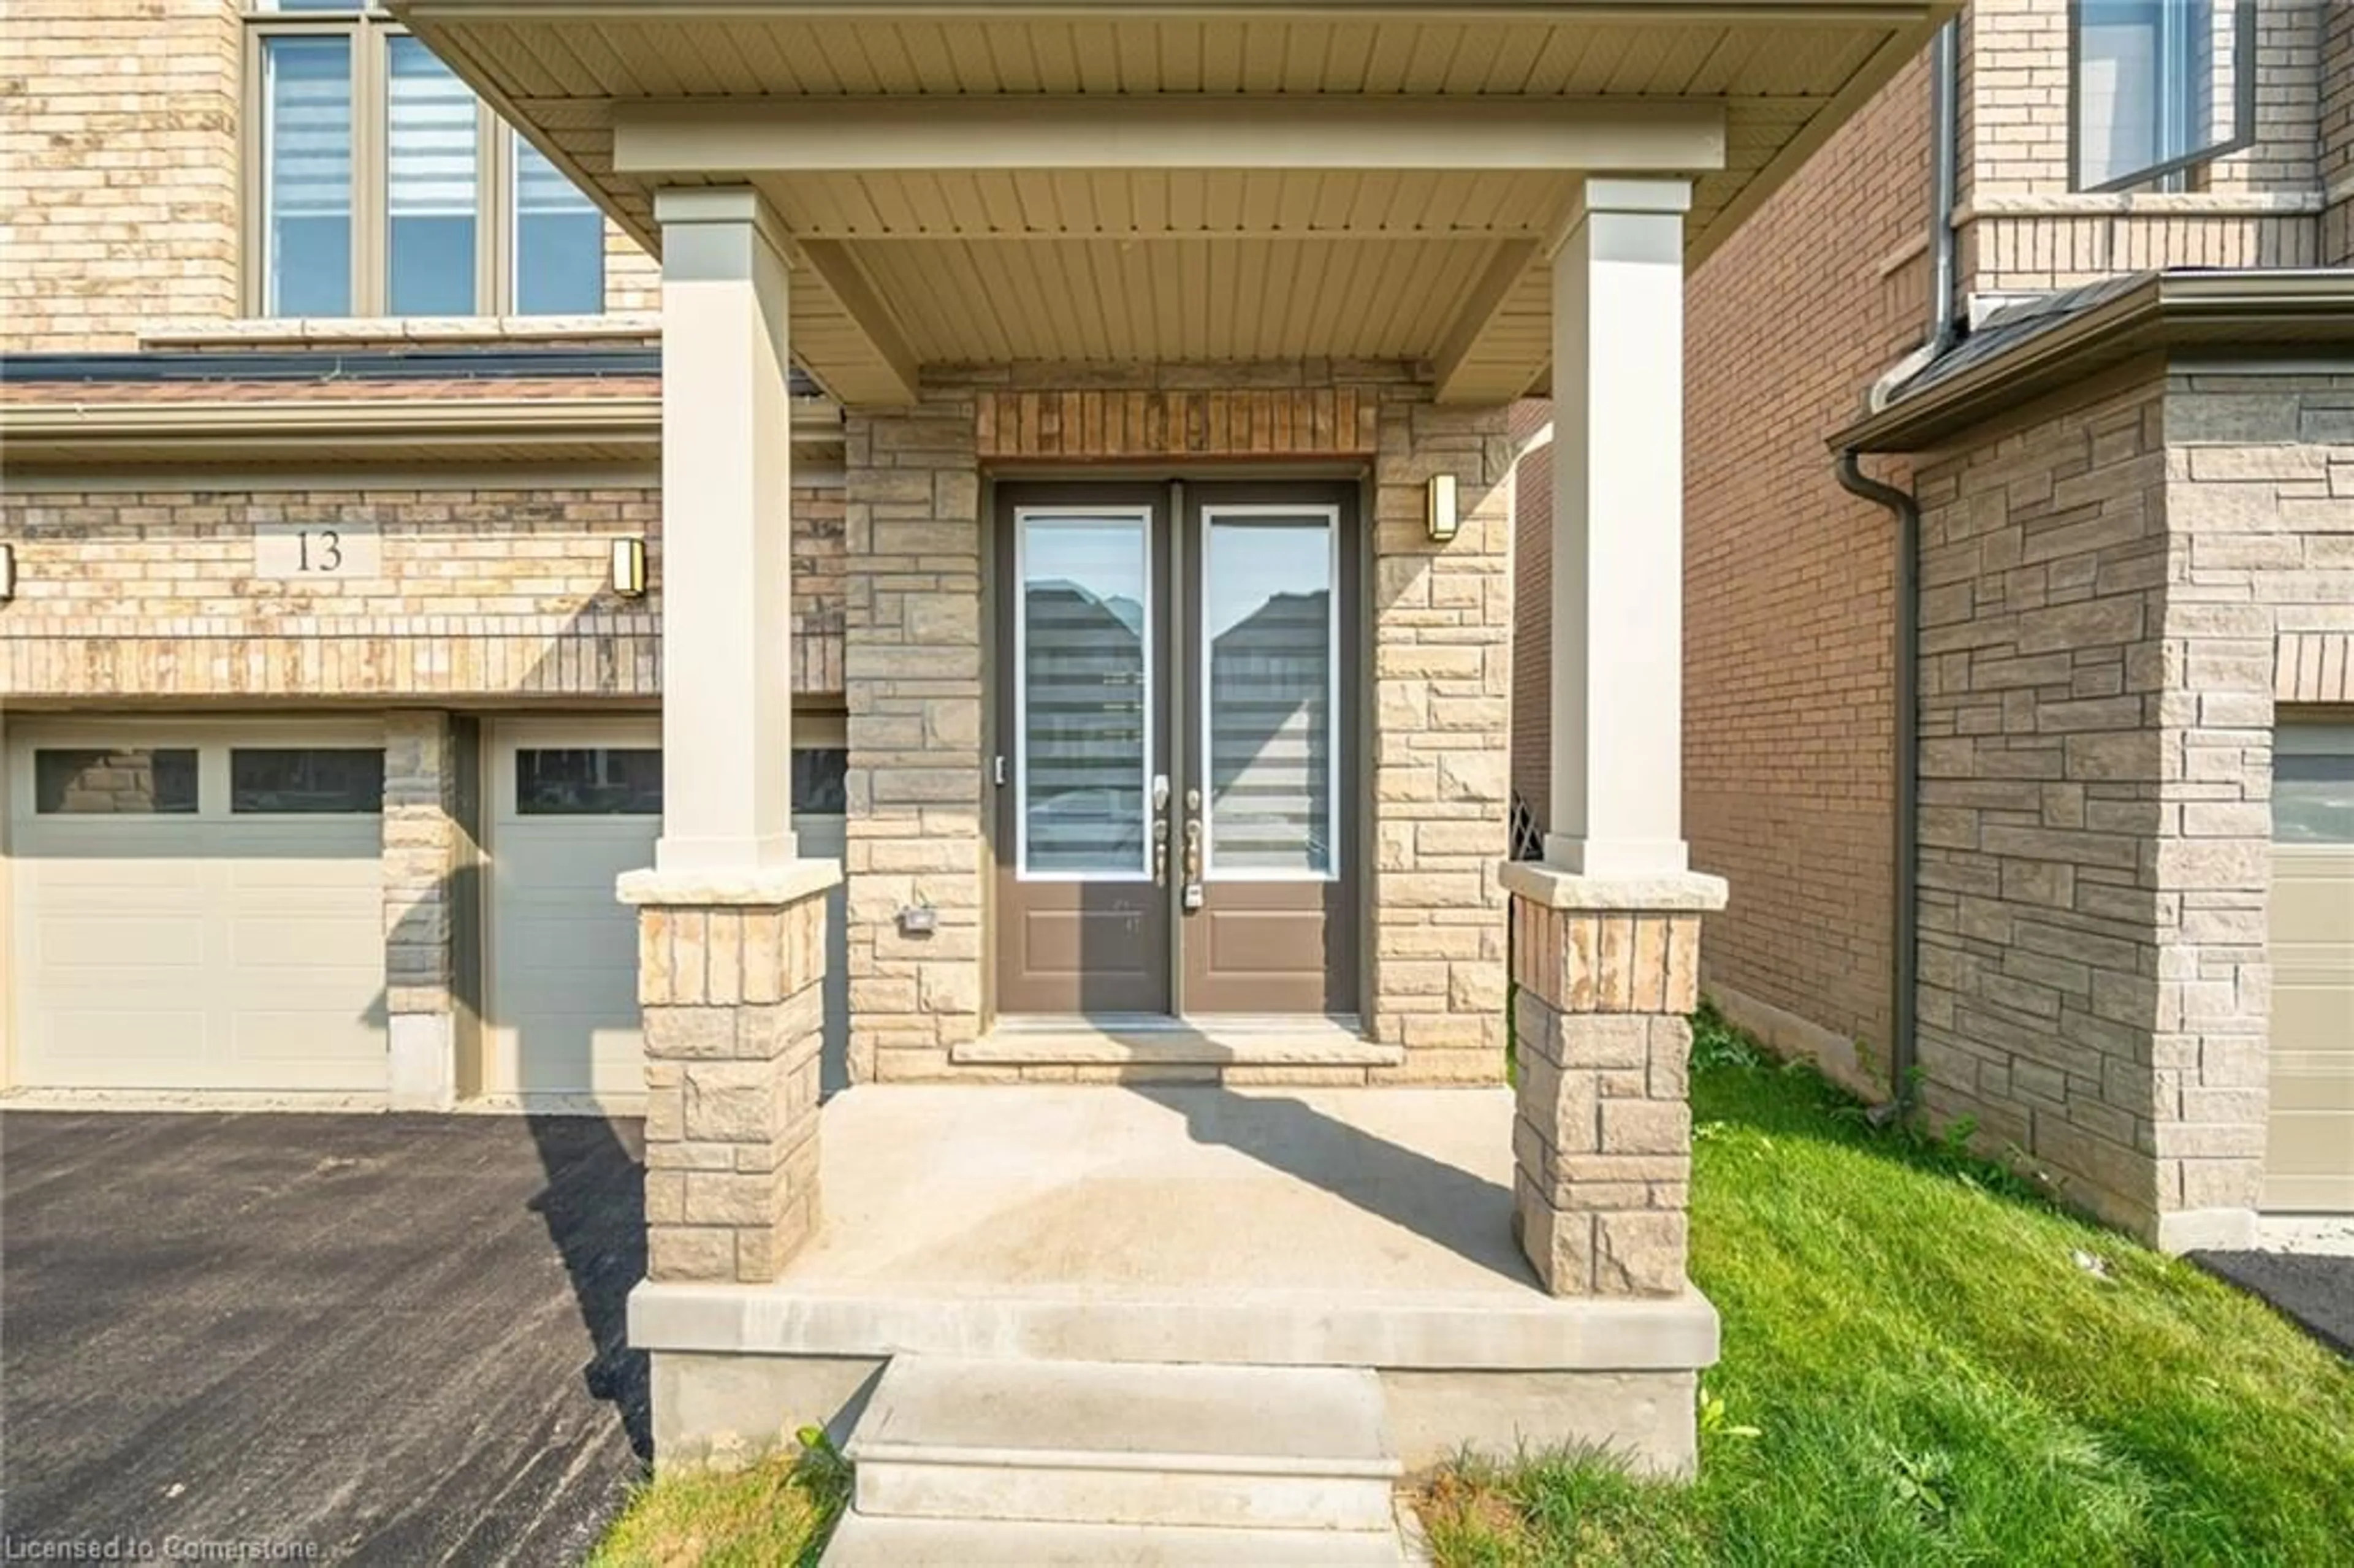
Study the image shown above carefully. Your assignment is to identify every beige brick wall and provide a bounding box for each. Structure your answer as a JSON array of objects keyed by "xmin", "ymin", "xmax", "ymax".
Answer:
[
  {"xmin": 0, "ymin": 480, "xmax": 845, "ymax": 700},
  {"xmin": 1961, "ymin": 0, "xmax": 2326, "ymax": 295},
  {"xmin": 2322, "ymin": 2, "xmax": 2354, "ymax": 264},
  {"xmin": 0, "ymin": 0, "xmax": 660, "ymax": 351},
  {"xmin": 842, "ymin": 363, "xmax": 1510, "ymax": 1086},
  {"xmin": 1682, "ymin": 51, "xmax": 1932, "ymax": 1085},
  {"xmin": 1908, "ymin": 367, "xmax": 2352, "ymax": 1243},
  {"xmin": 1, "ymin": 0, "xmax": 242, "ymax": 348}
]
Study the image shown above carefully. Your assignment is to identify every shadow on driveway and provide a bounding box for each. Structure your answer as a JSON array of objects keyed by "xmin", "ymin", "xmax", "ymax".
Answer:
[{"xmin": 1, "ymin": 1111, "xmax": 647, "ymax": 1566}]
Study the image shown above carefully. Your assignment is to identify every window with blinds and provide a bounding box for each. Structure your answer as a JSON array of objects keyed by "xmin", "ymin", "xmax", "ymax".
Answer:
[
  {"xmin": 386, "ymin": 36, "xmax": 478, "ymax": 314},
  {"xmin": 514, "ymin": 140, "xmax": 605, "ymax": 316},
  {"xmin": 1018, "ymin": 516, "xmax": 1152, "ymax": 880},
  {"xmin": 246, "ymin": 3, "xmax": 604, "ymax": 318},
  {"xmin": 1203, "ymin": 515, "xmax": 1336, "ymax": 878},
  {"xmin": 260, "ymin": 36, "xmax": 354, "ymax": 317}
]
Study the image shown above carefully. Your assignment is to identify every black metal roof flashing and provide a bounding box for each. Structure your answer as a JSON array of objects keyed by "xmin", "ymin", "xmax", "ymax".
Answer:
[
  {"xmin": 0, "ymin": 345, "xmax": 825, "ymax": 398},
  {"xmin": 1832, "ymin": 268, "xmax": 2354, "ymax": 454}
]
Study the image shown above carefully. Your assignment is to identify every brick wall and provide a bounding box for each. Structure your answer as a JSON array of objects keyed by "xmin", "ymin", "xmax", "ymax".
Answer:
[
  {"xmin": 1682, "ymin": 51, "xmax": 1932, "ymax": 1087},
  {"xmin": 843, "ymin": 363, "xmax": 1510, "ymax": 1085},
  {"xmin": 1908, "ymin": 367, "xmax": 2352, "ymax": 1246},
  {"xmin": 0, "ymin": 481, "xmax": 846, "ymax": 699},
  {"xmin": 0, "ymin": 0, "xmax": 659, "ymax": 351},
  {"xmin": 1, "ymin": 0, "xmax": 242, "ymax": 348},
  {"xmin": 1961, "ymin": 0, "xmax": 2325, "ymax": 296},
  {"xmin": 2322, "ymin": 2, "xmax": 2354, "ymax": 264}
]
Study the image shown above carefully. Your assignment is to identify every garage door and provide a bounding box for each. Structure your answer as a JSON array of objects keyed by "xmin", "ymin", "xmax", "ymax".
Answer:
[
  {"xmin": 484, "ymin": 718, "xmax": 851, "ymax": 1111},
  {"xmin": 7, "ymin": 723, "xmax": 389, "ymax": 1098},
  {"xmin": 2268, "ymin": 722, "xmax": 2354, "ymax": 1213},
  {"xmin": 486, "ymin": 720, "xmax": 662, "ymax": 1108}
]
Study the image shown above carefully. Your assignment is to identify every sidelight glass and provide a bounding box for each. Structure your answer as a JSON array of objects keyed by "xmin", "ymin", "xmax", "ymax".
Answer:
[
  {"xmin": 1018, "ymin": 513, "xmax": 1151, "ymax": 877},
  {"xmin": 1203, "ymin": 512, "xmax": 1335, "ymax": 877}
]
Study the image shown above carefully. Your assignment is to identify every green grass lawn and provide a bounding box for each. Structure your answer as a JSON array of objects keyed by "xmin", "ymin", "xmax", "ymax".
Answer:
[
  {"xmin": 1419, "ymin": 1015, "xmax": 2354, "ymax": 1566},
  {"xmin": 588, "ymin": 1432, "xmax": 844, "ymax": 1568},
  {"xmin": 591, "ymin": 1013, "xmax": 2354, "ymax": 1567}
]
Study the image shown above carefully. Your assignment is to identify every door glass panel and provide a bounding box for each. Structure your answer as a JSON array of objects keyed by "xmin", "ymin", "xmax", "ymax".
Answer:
[
  {"xmin": 1204, "ymin": 514, "xmax": 1335, "ymax": 877},
  {"xmin": 34, "ymin": 749, "xmax": 199, "ymax": 815},
  {"xmin": 516, "ymin": 748, "xmax": 662, "ymax": 815},
  {"xmin": 230, "ymin": 748, "xmax": 385, "ymax": 813},
  {"xmin": 1019, "ymin": 514, "xmax": 1150, "ymax": 877}
]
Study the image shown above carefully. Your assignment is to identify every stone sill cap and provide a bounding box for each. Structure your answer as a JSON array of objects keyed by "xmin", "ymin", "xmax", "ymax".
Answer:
[
  {"xmin": 617, "ymin": 859, "xmax": 842, "ymax": 907},
  {"xmin": 1501, "ymin": 862, "xmax": 1729, "ymax": 913},
  {"xmin": 141, "ymin": 313, "xmax": 661, "ymax": 349}
]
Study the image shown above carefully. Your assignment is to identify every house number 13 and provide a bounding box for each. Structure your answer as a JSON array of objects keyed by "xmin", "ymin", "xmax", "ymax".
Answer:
[{"xmin": 297, "ymin": 529, "xmax": 343, "ymax": 573}]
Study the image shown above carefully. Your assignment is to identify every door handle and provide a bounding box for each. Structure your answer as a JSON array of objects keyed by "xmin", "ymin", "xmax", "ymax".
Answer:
[
  {"xmin": 1152, "ymin": 817, "xmax": 1170, "ymax": 886},
  {"xmin": 1183, "ymin": 816, "xmax": 1203, "ymax": 885}
]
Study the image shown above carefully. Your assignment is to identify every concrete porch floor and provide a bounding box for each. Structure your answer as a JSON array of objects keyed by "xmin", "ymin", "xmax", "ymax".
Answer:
[{"xmin": 631, "ymin": 1086, "xmax": 1718, "ymax": 1472}]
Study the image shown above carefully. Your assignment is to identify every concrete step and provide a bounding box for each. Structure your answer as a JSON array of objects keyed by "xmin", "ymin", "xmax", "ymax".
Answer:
[
  {"xmin": 844, "ymin": 1355, "xmax": 1403, "ymax": 1532},
  {"xmin": 821, "ymin": 1513, "xmax": 1413, "ymax": 1567}
]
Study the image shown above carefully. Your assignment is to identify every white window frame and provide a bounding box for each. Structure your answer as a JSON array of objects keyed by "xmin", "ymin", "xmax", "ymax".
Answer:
[
  {"xmin": 1012, "ymin": 506, "xmax": 1157, "ymax": 884},
  {"xmin": 243, "ymin": 2, "xmax": 603, "ymax": 318},
  {"xmin": 1197, "ymin": 502, "xmax": 1343, "ymax": 885}
]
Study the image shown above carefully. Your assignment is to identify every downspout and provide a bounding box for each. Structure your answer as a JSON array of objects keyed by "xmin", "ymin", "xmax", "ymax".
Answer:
[{"xmin": 1834, "ymin": 17, "xmax": 1961, "ymax": 1119}]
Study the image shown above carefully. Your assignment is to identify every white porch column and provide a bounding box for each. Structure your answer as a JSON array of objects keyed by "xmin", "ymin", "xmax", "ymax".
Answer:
[
  {"xmin": 1545, "ymin": 177, "xmax": 1693, "ymax": 880},
  {"xmin": 654, "ymin": 186, "xmax": 796, "ymax": 873}
]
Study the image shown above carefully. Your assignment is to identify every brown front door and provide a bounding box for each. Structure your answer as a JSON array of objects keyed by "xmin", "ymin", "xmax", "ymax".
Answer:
[
  {"xmin": 1178, "ymin": 481, "xmax": 1360, "ymax": 1014},
  {"xmin": 994, "ymin": 479, "xmax": 1359, "ymax": 1019}
]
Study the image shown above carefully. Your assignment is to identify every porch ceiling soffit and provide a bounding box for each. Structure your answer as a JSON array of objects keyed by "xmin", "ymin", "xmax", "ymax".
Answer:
[{"xmin": 392, "ymin": 0, "xmax": 1952, "ymax": 405}]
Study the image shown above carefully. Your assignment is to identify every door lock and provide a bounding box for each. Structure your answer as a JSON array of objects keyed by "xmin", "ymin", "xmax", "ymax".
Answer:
[{"xmin": 1182, "ymin": 815, "xmax": 1203, "ymax": 910}]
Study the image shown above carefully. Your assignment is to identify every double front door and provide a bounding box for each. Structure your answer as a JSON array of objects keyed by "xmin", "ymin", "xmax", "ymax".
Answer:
[{"xmin": 995, "ymin": 481, "xmax": 1360, "ymax": 1018}]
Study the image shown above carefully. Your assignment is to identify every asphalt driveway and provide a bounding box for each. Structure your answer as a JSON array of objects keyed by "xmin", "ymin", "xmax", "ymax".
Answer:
[{"xmin": 1, "ymin": 1111, "xmax": 648, "ymax": 1565}]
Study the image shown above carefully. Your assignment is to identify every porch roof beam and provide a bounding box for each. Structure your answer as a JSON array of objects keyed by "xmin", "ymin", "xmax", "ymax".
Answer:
[{"xmin": 612, "ymin": 97, "xmax": 1728, "ymax": 178}]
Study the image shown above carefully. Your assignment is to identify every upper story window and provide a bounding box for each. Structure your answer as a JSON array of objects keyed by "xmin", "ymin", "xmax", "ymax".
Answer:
[
  {"xmin": 248, "ymin": 1, "xmax": 603, "ymax": 318},
  {"xmin": 2071, "ymin": 0, "xmax": 2256, "ymax": 192}
]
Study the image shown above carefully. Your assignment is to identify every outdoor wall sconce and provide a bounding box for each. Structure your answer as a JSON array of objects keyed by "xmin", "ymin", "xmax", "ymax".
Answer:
[
  {"xmin": 609, "ymin": 537, "xmax": 647, "ymax": 598},
  {"xmin": 1426, "ymin": 473, "xmax": 1460, "ymax": 543},
  {"xmin": 0, "ymin": 542, "xmax": 16, "ymax": 602}
]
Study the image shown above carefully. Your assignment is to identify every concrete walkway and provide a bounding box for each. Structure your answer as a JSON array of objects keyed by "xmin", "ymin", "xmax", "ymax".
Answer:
[{"xmin": 1, "ymin": 1110, "xmax": 648, "ymax": 1565}]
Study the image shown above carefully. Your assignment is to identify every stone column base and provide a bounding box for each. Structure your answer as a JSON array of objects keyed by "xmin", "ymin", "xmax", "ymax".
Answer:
[
  {"xmin": 619, "ymin": 861, "xmax": 843, "ymax": 1285},
  {"xmin": 1503, "ymin": 863, "xmax": 1726, "ymax": 1298}
]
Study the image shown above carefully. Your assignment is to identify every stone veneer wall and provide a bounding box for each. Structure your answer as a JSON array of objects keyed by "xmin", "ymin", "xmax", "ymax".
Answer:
[
  {"xmin": 1911, "ymin": 364, "xmax": 2353, "ymax": 1246},
  {"xmin": 842, "ymin": 362, "xmax": 1511, "ymax": 1085},
  {"xmin": 0, "ymin": 482, "xmax": 845, "ymax": 700}
]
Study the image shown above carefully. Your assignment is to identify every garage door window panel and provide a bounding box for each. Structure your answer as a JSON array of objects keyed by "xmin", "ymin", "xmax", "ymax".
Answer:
[
  {"xmin": 516, "ymin": 748, "xmax": 661, "ymax": 815},
  {"xmin": 2274, "ymin": 748, "xmax": 2354, "ymax": 845},
  {"xmin": 230, "ymin": 748, "xmax": 386, "ymax": 813},
  {"xmin": 34, "ymin": 749, "xmax": 200, "ymax": 815}
]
